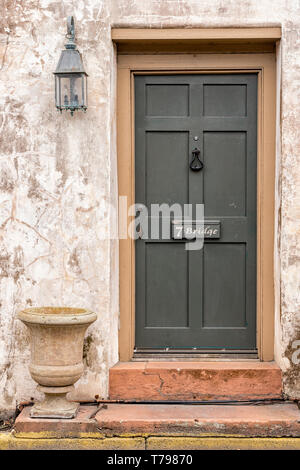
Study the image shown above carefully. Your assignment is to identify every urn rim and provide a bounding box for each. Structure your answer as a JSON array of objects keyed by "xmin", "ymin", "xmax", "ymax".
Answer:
[{"xmin": 18, "ymin": 307, "xmax": 97, "ymax": 325}]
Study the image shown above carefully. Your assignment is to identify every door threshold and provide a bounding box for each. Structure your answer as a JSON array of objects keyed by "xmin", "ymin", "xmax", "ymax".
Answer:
[{"xmin": 132, "ymin": 349, "xmax": 259, "ymax": 361}]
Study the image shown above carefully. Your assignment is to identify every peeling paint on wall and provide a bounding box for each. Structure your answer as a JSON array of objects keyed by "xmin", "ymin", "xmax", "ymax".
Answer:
[
  {"xmin": 0, "ymin": 0, "xmax": 118, "ymax": 415},
  {"xmin": 0, "ymin": 0, "xmax": 299, "ymax": 416}
]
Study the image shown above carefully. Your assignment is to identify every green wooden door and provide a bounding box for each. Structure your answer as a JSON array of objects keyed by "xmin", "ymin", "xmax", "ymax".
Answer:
[{"xmin": 135, "ymin": 74, "xmax": 257, "ymax": 351}]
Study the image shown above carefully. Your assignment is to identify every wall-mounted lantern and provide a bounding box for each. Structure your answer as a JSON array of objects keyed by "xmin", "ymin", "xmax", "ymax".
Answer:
[{"xmin": 54, "ymin": 16, "xmax": 88, "ymax": 116}]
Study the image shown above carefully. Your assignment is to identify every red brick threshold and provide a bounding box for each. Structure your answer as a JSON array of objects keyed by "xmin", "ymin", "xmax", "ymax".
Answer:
[
  {"xmin": 14, "ymin": 402, "xmax": 300, "ymax": 439},
  {"xmin": 109, "ymin": 361, "xmax": 282, "ymax": 402}
]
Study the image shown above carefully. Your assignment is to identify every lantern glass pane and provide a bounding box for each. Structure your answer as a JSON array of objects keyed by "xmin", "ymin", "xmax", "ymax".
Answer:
[
  {"xmin": 83, "ymin": 75, "xmax": 88, "ymax": 107},
  {"xmin": 55, "ymin": 76, "xmax": 61, "ymax": 108},
  {"xmin": 60, "ymin": 74, "xmax": 83, "ymax": 108}
]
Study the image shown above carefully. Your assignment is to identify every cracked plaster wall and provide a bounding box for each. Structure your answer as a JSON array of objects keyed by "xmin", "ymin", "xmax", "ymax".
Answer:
[{"xmin": 0, "ymin": 0, "xmax": 299, "ymax": 416}]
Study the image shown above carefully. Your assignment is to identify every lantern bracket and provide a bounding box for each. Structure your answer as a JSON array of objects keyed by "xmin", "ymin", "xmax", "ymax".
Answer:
[{"xmin": 65, "ymin": 16, "xmax": 76, "ymax": 49}]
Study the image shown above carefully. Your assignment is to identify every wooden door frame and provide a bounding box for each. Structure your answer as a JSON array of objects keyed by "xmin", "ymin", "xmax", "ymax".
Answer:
[{"xmin": 115, "ymin": 29, "xmax": 278, "ymax": 362}]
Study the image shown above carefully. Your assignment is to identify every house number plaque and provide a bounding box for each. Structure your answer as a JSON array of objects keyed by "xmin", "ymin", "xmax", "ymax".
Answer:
[{"xmin": 172, "ymin": 220, "xmax": 220, "ymax": 240}]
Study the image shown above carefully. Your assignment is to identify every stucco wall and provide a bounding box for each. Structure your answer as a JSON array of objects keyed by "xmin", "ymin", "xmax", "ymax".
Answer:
[{"xmin": 0, "ymin": 0, "xmax": 299, "ymax": 416}]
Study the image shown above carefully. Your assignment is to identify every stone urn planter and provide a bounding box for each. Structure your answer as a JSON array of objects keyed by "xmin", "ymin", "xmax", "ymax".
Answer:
[{"xmin": 18, "ymin": 307, "xmax": 97, "ymax": 419}]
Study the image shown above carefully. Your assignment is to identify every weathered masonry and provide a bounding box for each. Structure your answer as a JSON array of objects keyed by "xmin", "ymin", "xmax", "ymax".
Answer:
[{"xmin": 0, "ymin": 1, "xmax": 299, "ymax": 420}]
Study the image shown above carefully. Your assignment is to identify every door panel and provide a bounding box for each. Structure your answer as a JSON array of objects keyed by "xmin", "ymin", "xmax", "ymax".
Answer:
[
  {"xmin": 203, "ymin": 84, "xmax": 247, "ymax": 116},
  {"xmin": 135, "ymin": 74, "xmax": 257, "ymax": 351},
  {"xmin": 146, "ymin": 84, "xmax": 190, "ymax": 116},
  {"xmin": 203, "ymin": 132, "xmax": 246, "ymax": 216},
  {"xmin": 146, "ymin": 243, "xmax": 188, "ymax": 328},
  {"xmin": 146, "ymin": 132, "xmax": 189, "ymax": 206},
  {"xmin": 203, "ymin": 243, "xmax": 246, "ymax": 328}
]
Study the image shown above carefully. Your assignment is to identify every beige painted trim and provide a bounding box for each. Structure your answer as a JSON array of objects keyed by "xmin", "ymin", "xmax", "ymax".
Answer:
[
  {"xmin": 117, "ymin": 53, "xmax": 276, "ymax": 362},
  {"xmin": 113, "ymin": 27, "xmax": 281, "ymax": 55},
  {"xmin": 112, "ymin": 27, "xmax": 281, "ymax": 42}
]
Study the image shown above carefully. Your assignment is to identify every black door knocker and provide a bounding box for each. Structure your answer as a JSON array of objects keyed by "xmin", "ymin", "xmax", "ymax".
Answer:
[{"xmin": 190, "ymin": 148, "xmax": 204, "ymax": 171}]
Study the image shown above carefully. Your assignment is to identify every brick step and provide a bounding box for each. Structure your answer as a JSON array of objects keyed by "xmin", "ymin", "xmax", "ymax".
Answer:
[
  {"xmin": 15, "ymin": 403, "xmax": 300, "ymax": 438},
  {"xmin": 95, "ymin": 403, "xmax": 300, "ymax": 437},
  {"xmin": 109, "ymin": 361, "xmax": 282, "ymax": 402}
]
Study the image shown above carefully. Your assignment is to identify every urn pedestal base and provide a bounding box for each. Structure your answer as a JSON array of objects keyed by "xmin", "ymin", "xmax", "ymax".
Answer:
[{"xmin": 30, "ymin": 385, "xmax": 79, "ymax": 419}]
